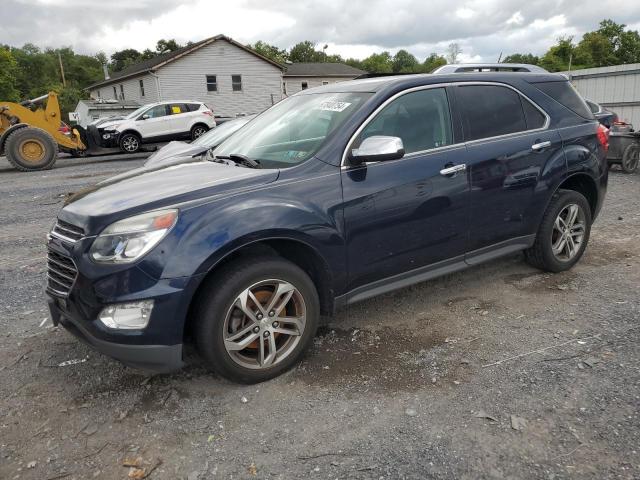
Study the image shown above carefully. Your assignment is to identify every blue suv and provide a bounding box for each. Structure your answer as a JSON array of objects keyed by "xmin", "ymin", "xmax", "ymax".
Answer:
[{"xmin": 46, "ymin": 72, "xmax": 609, "ymax": 383}]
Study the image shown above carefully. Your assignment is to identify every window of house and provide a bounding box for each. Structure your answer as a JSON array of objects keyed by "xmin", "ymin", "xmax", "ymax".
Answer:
[
  {"xmin": 206, "ymin": 75, "xmax": 217, "ymax": 92},
  {"xmin": 322, "ymin": 81, "xmax": 329, "ymax": 85},
  {"xmin": 301, "ymin": 82, "xmax": 308, "ymax": 90},
  {"xmin": 119, "ymin": 84, "xmax": 125, "ymax": 100},
  {"xmin": 139, "ymin": 79, "xmax": 145, "ymax": 97},
  {"xmin": 232, "ymin": 75, "xmax": 242, "ymax": 92},
  {"xmin": 113, "ymin": 86, "xmax": 117, "ymax": 98},
  {"xmin": 357, "ymin": 88, "xmax": 453, "ymax": 154},
  {"xmin": 456, "ymin": 85, "xmax": 528, "ymax": 141},
  {"xmin": 282, "ymin": 82, "xmax": 287, "ymax": 95},
  {"xmin": 97, "ymin": 90, "xmax": 101, "ymax": 99}
]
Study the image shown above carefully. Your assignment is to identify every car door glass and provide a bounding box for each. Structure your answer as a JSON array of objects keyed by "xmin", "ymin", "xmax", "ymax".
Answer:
[
  {"xmin": 144, "ymin": 105, "xmax": 168, "ymax": 119},
  {"xmin": 357, "ymin": 88, "xmax": 453, "ymax": 154},
  {"xmin": 456, "ymin": 85, "xmax": 528, "ymax": 141},
  {"xmin": 521, "ymin": 97, "xmax": 546, "ymax": 129},
  {"xmin": 169, "ymin": 104, "xmax": 185, "ymax": 115}
]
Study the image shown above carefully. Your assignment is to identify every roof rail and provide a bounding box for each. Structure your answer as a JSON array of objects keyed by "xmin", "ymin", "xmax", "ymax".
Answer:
[{"xmin": 432, "ymin": 63, "xmax": 548, "ymax": 74}]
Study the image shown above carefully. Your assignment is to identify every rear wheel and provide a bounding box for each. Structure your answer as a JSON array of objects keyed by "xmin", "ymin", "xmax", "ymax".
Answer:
[
  {"xmin": 195, "ymin": 256, "xmax": 320, "ymax": 383},
  {"xmin": 119, "ymin": 133, "xmax": 141, "ymax": 153},
  {"xmin": 525, "ymin": 190, "xmax": 592, "ymax": 272},
  {"xmin": 191, "ymin": 124, "xmax": 209, "ymax": 141},
  {"xmin": 5, "ymin": 127, "xmax": 58, "ymax": 171},
  {"xmin": 621, "ymin": 144, "xmax": 640, "ymax": 173}
]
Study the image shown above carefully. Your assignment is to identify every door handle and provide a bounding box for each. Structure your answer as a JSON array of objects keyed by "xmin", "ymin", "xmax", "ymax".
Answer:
[
  {"xmin": 440, "ymin": 164, "xmax": 466, "ymax": 176},
  {"xmin": 531, "ymin": 141, "xmax": 551, "ymax": 151}
]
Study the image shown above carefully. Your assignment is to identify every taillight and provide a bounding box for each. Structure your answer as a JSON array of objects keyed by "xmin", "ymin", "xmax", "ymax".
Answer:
[
  {"xmin": 203, "ymin": 110, "xmax": 214, "ymax": 117},
  {"xmin": 597, "ymin": 124, "xmax": 609, "ymax": 151}
]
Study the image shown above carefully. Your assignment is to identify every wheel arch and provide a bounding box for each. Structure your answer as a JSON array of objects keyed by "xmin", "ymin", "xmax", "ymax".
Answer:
[
  {"xmin": 555, "ymin": 173, "xmax": 599, "ymax": 217},
  {"xmin": 183, "ymin": 235, "xmax": 335, "ymax": 342},
  {"xmin": 118, "ymin": 129, "xmax": 142, "ymax": 140}
]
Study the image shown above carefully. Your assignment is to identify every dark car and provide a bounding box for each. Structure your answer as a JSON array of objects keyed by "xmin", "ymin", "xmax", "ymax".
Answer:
[
  {"xmin": 144, "ymin": 115, "xmax": 255, "ymax": 167},
  {"xmin": 46, "ymin": 73, "xmax": 608, "ymax": 383},
  {"xmin": 586, "ymin": 99, "xmax": 618, "ymax": 128}
]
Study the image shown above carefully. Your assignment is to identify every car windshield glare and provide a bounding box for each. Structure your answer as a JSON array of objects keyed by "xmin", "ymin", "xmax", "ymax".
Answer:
[{"xmin": 214, "ymin": 92, "xmax": 372, "ymax": 168}]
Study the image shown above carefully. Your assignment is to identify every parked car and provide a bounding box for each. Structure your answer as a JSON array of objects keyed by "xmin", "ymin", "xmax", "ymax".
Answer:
[
  {"xmin": 585, "ymin": 99, "xmax": 618, "ymax": 128},
  {"xmin": 46, "ymin": 73, "xmax": 608, "ymax": 383},
  {"xmin": 100, "ymin": 101, "xmax": 216, "ymax": 153},
  {"xmin": 144, "ymin": 115, "xmax": 255, "ymax": 167}
]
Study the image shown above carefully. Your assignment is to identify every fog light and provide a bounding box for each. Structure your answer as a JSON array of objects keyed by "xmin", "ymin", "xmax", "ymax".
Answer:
[
  {"xmin": 98, "ymin": 300, "xmax": 154, "ymax": 330},
  {"xmin": 102, "ymin": 133, "xmax": 111, "ymax": 139}
]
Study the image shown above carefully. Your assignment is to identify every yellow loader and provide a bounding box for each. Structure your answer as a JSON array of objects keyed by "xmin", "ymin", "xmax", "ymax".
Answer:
[{"xmin": 0, "ymin": 92, "xmax": 100, "ymax": 172}]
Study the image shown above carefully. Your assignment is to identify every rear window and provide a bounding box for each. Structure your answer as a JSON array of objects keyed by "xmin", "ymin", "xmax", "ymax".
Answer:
[{"xmin": 533, "ymin": 81, "xmax": 594, "ymax": 119}]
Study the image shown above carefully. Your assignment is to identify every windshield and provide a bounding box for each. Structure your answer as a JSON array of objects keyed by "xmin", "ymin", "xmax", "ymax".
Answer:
[
  {"xmin": 192, "ymin": 116, "xmax": 254, "ymax": 148},
  {"xmin": 215, "ymin": 92, "xmax": 371, "ymax": 168},
  {"xmin": 125, "ymin": 105, "xmax": 151, "ymax": 119}
]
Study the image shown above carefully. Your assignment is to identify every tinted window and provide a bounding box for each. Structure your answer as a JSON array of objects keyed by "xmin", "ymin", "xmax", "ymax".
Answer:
[
  {"xmin": 187, "ymin": 103, "xmax": 201, "ymax": 112},
  {"xmin": 358, "ymin": 88, "xmax": 452, "ymax": 154},
  {"xmin": 521, "ymin": 97, "xmax": 546, "ymax": 129},
  {"xmin": 457, "ymin": 85, "xmax": 526, "ymax": 141},
  {"xmin": 586, "ymin": 100, "xmax": 600, "ymax": 114},
  {"xmin": 533, "ymin": 81, "xmax": 594, "ymax": 119},
  {"xmin": 168, "ymin": 104, "xmax": 187, "ymax": 115}
]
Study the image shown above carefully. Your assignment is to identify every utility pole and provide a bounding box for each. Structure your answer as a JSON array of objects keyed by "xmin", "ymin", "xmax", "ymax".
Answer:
[{"xmin": 58, "ymin": 52, "xmax": 66, "ymax": 87}]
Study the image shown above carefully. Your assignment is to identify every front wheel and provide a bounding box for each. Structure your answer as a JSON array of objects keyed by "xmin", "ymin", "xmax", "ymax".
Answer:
[
  {"xmin": 621, "ymin": 144, "xmax": 640, "ymax": 173},
  {"xmin": 525, "ymin": 190, "xmax": 592, "ymax": 272},
  {"xmin": 5, "ymin": 127, "xmax": 58, "ymax": 171},
  {"xmin": 195, "ymin": 256, "xmax": 320, "ymax": 383},
  {"xmin": 119, "ymin": 133, "xmax": 141, "ymax": 153}
]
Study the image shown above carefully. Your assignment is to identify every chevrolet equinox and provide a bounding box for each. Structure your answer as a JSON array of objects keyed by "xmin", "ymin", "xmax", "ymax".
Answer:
[{"xmin": 46, "ymin": 72, "xmax": 608, "ymax": 383}]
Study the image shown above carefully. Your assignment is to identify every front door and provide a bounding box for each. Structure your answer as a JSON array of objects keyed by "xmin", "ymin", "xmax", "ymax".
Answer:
[
  {"xmin": 134, "ymin": 104, "xmax": 171, "ymax": 139},
  {"xmin": 341, "ymin": 87, "xmax": 470, "ymax": 294}
]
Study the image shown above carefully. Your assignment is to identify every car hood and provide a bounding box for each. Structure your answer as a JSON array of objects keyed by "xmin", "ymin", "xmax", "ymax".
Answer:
[
  {"xmin": 144, "ymin": 141, "xmax": 207, "ymax": 166},
  {"xmin": 98, "ymin": 119, "xmax": 123, "ymax": 130},
  {"xmin": 60, "ymin": 161, "xmax": 279, "ymax": 233}
]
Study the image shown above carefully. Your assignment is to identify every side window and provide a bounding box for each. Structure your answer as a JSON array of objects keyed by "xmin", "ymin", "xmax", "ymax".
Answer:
[
  {"xmin": 206, "ymin": 75, "xmax": 217, "ymax": 92},
  {"xmin": 456, "ymin": 85, "xmax": 527, "ymax": 141},
  {"xmin": 144, "ymin": 105, "xmax": 168, "ymax": 119},
  {"xmin": 521, "ymin": 97, "xmax": 546, "ymax": 130},
  {"xmin": 232, "ymin": 75, "xmax": 242, "ymax": 92},
  {"xmin": 187, "ymin": 103, "xmax": 201, "ymax": 112},
  {"xmin": 358, "ymin": 88, "xmax": 453, "ymax": 154},
  {"xmin": 168, "ymin": 104, "xmax": 187, "ymax": 115},
  {"xmin": 533, "ymin": 81, "xmax": 594, "ymax": 119}
]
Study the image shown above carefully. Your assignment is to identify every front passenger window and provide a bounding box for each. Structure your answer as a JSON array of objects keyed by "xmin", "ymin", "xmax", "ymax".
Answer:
[
  {"xmin": 358, "ymin": 88, "xmax": 453, "ymax": 154},
  {"xmin": 144, "ymin": 105, "xmax": 168, "ymax": 119}
]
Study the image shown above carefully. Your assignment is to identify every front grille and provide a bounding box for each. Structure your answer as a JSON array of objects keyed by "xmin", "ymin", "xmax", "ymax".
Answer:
[
  {"xmin": 46, "ymin": 248, "xmax": 78, "ymax": 297},
  {"xmin": 51, "ymin": 219, "xmax": 85, "ymax": 243}
]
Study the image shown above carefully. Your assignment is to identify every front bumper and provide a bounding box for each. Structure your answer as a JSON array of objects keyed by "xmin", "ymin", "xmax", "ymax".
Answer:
[
  {"xmin": 99, "ymin": 130, "xmax": 120, "ymax": 148},
  {"xmin": 48, "ymin": 298, "xmax": 183, "ymax": 372}
]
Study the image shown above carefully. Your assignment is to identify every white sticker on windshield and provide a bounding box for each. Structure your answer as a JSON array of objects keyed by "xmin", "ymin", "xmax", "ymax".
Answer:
[{"xmin": 317, "ymin": 101, "xmax": 352, "ymax": 112}]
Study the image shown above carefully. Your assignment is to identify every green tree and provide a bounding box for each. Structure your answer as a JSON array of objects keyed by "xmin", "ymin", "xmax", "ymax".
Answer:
[
  {"xmin": 392, "ymin": 49, "xmax": 419, "ymax": 73},
  {"xmin": 502, "ymin": 53, "xmax": 540, "ymax": 65},
  {"xmin": 289, "ymin": 41, "xmax": 326, "ymax": 63},
  {"xmin": 361, "ymin": 52, "xmax": 393, "ymax": 73},
  {"xmin": 156, "ymin": 39, "xmax": 182, "ymax": 54},
  {"xmin": 423, "ymin": 53, "xmax": 447, "ymax": 72},
  {"xmin": 250, "ymin": 40, "xmax": 289, "ymax": 64},
  {"xmin": 110, "ymin": 48, "xmax": 142, "ymax": 72},
  {"xmin": 0, "ymin": 47, "xmax": 20, "ymax": 101},
  {"xmin": 616, "ymin": 29, "xmax": 640, "ymax": 63}
]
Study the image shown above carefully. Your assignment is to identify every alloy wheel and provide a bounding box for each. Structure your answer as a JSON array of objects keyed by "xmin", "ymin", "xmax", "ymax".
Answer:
[
  {"xmin": 223, "ymin": 279, "xmax": 306, "ymax": 370},
  {"xmin": 551, "ymin": 203, "xmax": 586, "ymax": 261},
  {"xmin": 193, "ymin": 127, "xmax": 207, "ymax": 139},
  {"xmin": 122, "ymin": 136, "xmax": 139, "ymax": 152}
]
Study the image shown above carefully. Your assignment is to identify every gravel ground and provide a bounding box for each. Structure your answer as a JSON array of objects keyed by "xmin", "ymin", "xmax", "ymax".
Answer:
[{"xmin": 0, "ymin": 155, "xmax": 638, "ymax": 480}]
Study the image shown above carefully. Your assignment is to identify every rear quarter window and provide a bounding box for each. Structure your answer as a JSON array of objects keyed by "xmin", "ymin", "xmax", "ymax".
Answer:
[{"xmin": 533, "ymin": 81, "xmax": 594, "ymax": 119}]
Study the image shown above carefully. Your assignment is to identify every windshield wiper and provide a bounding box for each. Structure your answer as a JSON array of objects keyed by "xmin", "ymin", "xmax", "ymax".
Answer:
[{"xmin": 212, "ymin": 153, "xmax": 261, "ymax": 169}]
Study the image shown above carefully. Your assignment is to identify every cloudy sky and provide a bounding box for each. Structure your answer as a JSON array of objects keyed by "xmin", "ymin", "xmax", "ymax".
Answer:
[{"xmin": 3, "ymin": 0, "xmax": 640, "ymax": 62}]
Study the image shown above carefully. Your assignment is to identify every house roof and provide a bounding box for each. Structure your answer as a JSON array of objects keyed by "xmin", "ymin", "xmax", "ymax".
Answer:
[
  {"xmin": 284, "ymin": 62, "xmax": 367, "ymax": 77},
  {"xmin": 87, "ymin": 35, "xmax": 284, "ymax": 90},
  {"xmin": 78, "ymin": 99, "xmax": 141, "ymax": 109}
]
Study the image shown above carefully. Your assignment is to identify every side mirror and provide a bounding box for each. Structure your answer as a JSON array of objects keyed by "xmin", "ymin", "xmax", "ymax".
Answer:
[
  {"xmin": 141, "ymin": 114, "xmax": 150, "ymax": 120},
  {"xmin": 350, "ymin": 136, "xmax": 405, "ymax": 165}
]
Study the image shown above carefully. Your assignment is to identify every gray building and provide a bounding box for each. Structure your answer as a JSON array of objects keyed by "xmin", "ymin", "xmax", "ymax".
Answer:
[
  {"xmin": 283, "ymin": 62, "xmax": 366, "ymax": 96},
  {"xmin": 73, "ymin": 99, "xmax": 141, "ymax": 127},
  {"xmin": 87, "ymin": 35, "xmax": 284, "ymax": 118},
  {"xmin": 566, "ymin": 63, "xmax": 640, "ymax": 127}
]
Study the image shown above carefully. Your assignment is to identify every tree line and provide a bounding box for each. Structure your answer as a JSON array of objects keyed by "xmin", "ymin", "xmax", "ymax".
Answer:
[{"xmin": 1, "ymin": 19, "xmax": 638, "ymax": 119}]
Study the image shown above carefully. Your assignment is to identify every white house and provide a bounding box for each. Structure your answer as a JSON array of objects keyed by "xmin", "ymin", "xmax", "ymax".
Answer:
[
  {"xmin": 283, "ymin": 63, "xmax": 366, "ymax": 96},
  {"xmin": 87, "ymin": 35, "xmax": 285, "ymax": 118}
]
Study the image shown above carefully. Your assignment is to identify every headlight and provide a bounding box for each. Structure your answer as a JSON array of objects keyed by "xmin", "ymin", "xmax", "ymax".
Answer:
[{"xmin": 90, "ymin": 209, "xmax": 178, "ymax": 263}]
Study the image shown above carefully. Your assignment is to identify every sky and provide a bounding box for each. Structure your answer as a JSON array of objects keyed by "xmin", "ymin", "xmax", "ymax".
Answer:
[{"xmin": 2, "ymin": 0, "xmax": 640, "ymax": 62}]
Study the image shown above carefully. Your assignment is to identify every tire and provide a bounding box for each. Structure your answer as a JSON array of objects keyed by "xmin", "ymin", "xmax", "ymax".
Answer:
[
  {"xmin": 119, "ymin": 132, "xmax": 141, "ymax": 153},
  {"xmin": 5, "ymin": 127, "xmax": 58, "ymax": 171},
  {"xmin": 621, "ymin": 144, "xmax": 640, "ymax": 174},
  {"xmin": 525, "ymin": 189, "xmax": 592, "ymax": 272},
  {"xmin": 195, "ymin": 256, "xmax": 320, "ymax": 383},
  {"xmin": 190, "ymin": 124, "xmax": 209, "ymax": 141}
]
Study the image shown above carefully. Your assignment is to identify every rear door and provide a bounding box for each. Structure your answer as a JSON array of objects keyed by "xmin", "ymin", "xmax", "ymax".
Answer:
[
  {"xmin": 166, "ymin": 103, "xmax": 192, "ymax": 135},
  {"xmin": 452, "ymin": 83, "xmax": 564, "ymax": 256},
  {"xmin": 341, "ymin": 86, "xmax": 471, "ymax": 293}
]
